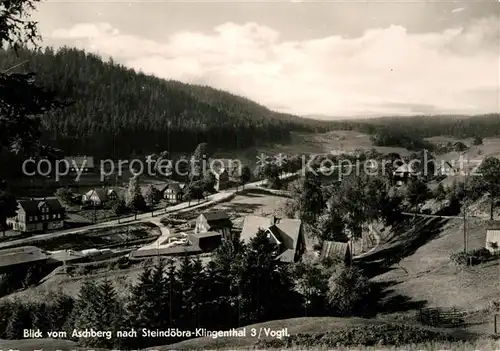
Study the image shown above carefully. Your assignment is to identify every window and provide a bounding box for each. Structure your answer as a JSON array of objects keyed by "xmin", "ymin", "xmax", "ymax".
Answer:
[{"xmin": 28, "ymin": 216, "xmax": 32, "ymax": 221}]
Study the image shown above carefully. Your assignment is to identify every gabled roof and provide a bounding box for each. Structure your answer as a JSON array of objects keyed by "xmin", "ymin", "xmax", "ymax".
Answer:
[
  {"xmin": 85, "ymin": 188, "xmax": 108, "ymax": 201},
  {"xmin": 266, "ymin": 225, "xmax": 282, "ymax": 245},
  {"xmin": 202, "ymin": 211, "xmax": 230, "ymax": 222},
  {"xmin": 320, "ymin": 241, "xmax": 351, "ymax": 261},
  {"xmin": 393, "ymin": 163, "xmax": 417, "ymax": 175},
  {"xmin": 275, "ymin": 219, "xmax": 301, "ymax": 251},
  {"xmin": 166, "ymin": 182, "xmax": 183, "ymax": 193},
  {"xmin": 276, "ymin": 249, "xmax": 295, "ymax": 263},
  {"xmin": 200, "ymin": 211, "xmax": 233, "ymax": 229},
  {"xmin": 18, "ymin": 198, "xmax": 65, "ymax": 215},
  {"xmin": 240, "ymin": 215, "xmax": 274, "ymax": 243},
  {"xmin": 240, "ymin": 215, "xmax": 302, "ymax": 253}
]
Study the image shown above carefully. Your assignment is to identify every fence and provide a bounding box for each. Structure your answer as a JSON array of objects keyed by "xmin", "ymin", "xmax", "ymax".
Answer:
[{"xmin": 417, "ymin": 307, "xmax": 465, "ymax": 328}]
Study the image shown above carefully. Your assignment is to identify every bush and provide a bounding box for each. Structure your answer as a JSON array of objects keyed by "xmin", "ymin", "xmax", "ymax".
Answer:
[
  {"xmin": 256, "ymin": 323, "xmax": 464, "ymax": 348},
  {"xmin": 449, "ymin": 248, "xmax": 493, "ymax": 266},
  {"xmin": 327, "ymin": 267, "xmax": 372, "ymax": 316},
  {"xmin": 473, "ymin": 136, "xmax": 483, "ymax": 145}
]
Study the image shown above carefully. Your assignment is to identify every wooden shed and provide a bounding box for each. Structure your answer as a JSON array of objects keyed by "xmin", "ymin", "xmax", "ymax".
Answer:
[{"xmin": 320, "ymin": 241, "xmax": 352, "ymax": 266}]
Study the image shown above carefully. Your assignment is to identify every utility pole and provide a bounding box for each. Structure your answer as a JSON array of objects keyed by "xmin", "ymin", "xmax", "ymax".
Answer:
[{"xmin": 463, "ymin": 154, "xmax": 469, "ymax": 254}]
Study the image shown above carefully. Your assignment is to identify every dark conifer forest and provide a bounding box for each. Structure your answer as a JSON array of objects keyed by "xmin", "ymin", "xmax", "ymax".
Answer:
[
  {"xmin": 0, "ymin": 47, "xmax": 337, "ymax": 159},
  {"xmin": 0, "ymin": 47, "xmax": 499, "ymax": 160}
]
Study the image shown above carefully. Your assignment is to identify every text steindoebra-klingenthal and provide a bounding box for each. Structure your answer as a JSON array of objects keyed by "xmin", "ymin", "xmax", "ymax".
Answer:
[{"xmin": 24, "ymin": 327, "xmax": 288, "ymax": 340}]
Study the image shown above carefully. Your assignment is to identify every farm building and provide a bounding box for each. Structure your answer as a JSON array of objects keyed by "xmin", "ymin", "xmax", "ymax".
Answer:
[
  {"xmin": 320, "ymin": 241, "xmax": 352, "ymax": 266},
  {"xmin": 188, "ymin": 232, "xmax": 222, "ymax": 252},
  {"xmin": 485, "ymin": 229, "xmax": 500, "ymax": 254}
]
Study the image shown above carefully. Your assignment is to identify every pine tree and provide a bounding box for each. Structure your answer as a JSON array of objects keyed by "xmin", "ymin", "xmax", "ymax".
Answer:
[
  {"xmin": 149, "ymin": 258, "xmax": 168, "ymax": 329},
  {"xmin": 178, "ymin": 254, "xmax": 197, "ymax": 329},
  {"xmin": 49, "ymin": 291, "xmax": 74, "ymax": 330},
  {"xmin": 95, "ymin": 279, "xmax": 119, "ymax": 349},
  {"xmin": 144, "ymin": 184, "xmax": 158, "ymax": 208},
  {"xmin": 237, "ymin": 230, "xmax": 299, "ymax": 324},
  {"xmin": 127, "ymin": 266, "xmax": 154, "ymax": 329},
  {"xmin": 5, "ymin": 302, "xmax": 27, "ymax": 339},
  {"xmin": 72, "ymin": 280, "xmax": 101, "ymax": 346},
  {"xmin": 0, "ymin": 300, "xmax": 14, "ymax": 338},
  {"xmin": 32, "ymin": 302, "xmax": 51, "ymax": 334},
  {"xmin": 165, "ymin": 258, "xmax": 180, "ymax": 326}
]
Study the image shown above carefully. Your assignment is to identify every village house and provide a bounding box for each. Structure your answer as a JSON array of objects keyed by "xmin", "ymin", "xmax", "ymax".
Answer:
[
  {"xmin": 82, "ymin": 188, "xmax": 120, "ymax": 206},
  {"xmin": 162, "ymin": 182, "xmax": 184, "ymax": 203},
  {"xmin": 6, "ymin": 198, "xmax": 65, "ymax": 233},
  {"xmin": 392, "ymin": 163, "xmax": 418, "ymax": 185},
  {"xmin": 194, "ymin": 211, "xmax": 232, "ymax": 239},
  {"xmin": 320, "ymin": 241, "xmax": 353, "ymax": 266},
  {"xmin": 240, "ymin": 215, "xmax": 306, "ymax": 263},
  {"xmin": 64, "ymin": 155, "xmax": 95, "ymax": 173}
]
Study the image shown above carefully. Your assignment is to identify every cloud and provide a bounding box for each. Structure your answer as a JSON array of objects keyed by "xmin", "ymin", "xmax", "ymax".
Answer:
[
  {"xmin": 451, "ymin": 7, "xmax": 465, "ymax": 13},
  {"xmin": 49, "ymin": 18, "xmax": 499, "ymax": 117}
]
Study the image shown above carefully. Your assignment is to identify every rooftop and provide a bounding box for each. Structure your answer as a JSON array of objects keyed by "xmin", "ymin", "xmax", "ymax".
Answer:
[
  {"xmin": 0, "ymin": 246, "xmax": 49, "ymax": 268},
  {"xmin": 18, "ymin": 198, "xmax": 65, "ymax": 216}
]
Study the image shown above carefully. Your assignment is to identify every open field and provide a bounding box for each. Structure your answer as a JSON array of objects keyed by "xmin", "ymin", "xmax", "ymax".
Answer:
[
  {"xmin": 215, "ymin": 131, "xmax": 412, "ymax": 168},
  {"xmin": 372, "ymin": 218, "xmax": 500, "ymax": 312}
]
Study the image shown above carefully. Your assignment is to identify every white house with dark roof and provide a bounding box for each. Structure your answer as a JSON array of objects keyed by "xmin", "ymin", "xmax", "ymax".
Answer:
[
  {"xmin": 195, "ymin": 211, "xmax": 232, "ymax": 239},
  {"xmin": 162, "ymin": 182, "xmax": 184, "ymax": 203},
  {"xmin": 212, "ymin": 167, "xmax": 230, "ymax": 191},
  {"xmin": 82, "ymin": 188, "xmax": 121, "ymax": 206},
  {"xmin": 6, "ymin": 198, "xmax": 65, "ymax": 233},
  {"xmin": 240, "ymin": 215, "xmax": 305, "ymax": 263}
]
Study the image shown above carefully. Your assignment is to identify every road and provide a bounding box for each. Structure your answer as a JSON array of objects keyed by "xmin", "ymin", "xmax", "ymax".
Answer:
[
  {"xmin": 400, "ymin": 212, "xmax": 489, "ymax": 220},
  {"xmin": 0, "ymin": 173, "xmax": 296, "ymax": 250}
]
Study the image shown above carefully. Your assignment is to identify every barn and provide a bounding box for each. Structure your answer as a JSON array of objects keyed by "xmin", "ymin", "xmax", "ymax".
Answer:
[{"xmin": 320, "ymin": 241, "xmax": 352, "ymax": 266}]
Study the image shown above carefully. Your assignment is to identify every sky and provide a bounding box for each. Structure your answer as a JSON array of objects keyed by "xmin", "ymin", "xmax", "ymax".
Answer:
[{"xmin": 31, "ymin": 0, "xmax": 499, "ymax": 118}]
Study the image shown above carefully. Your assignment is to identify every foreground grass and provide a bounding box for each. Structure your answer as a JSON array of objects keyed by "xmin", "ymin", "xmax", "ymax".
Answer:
[
  {"xmin": 278, "ymin": 339, "xmax": 500, "ymax": 351},
  {"xmin": 161, "ymin": 317, "xmax": 489, "ymax": 350},
  {"xmin": 2, "ymin": 317, "xmax": 498, "ymax": 350}
]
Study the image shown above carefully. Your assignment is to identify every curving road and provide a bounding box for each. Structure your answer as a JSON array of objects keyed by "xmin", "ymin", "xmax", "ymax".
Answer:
[{"xmin": 0, "ymin": 173, "xmax": 297, "ymax": 250}]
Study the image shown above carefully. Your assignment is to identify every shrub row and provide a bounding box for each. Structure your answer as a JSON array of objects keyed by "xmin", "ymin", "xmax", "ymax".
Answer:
[{"xmin": 449, "ymin": 248, "xmax": 497, "ymax": 266}]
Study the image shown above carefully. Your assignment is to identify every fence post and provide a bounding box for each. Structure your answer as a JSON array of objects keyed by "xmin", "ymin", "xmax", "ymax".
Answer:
[{"xmin": 495, "ymin": 314, "xmax": 498, "ymax": 334}]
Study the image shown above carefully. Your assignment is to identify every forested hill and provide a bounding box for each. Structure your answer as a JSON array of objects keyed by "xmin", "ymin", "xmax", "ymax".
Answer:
[
  {"xmin": 0, "ymin": 47, "xmax": 338, "ymax": 158},
  {"xmin": 1, "ymin": 47, "xmax": 499, "ymax": 159}
]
